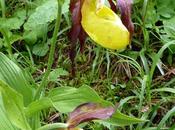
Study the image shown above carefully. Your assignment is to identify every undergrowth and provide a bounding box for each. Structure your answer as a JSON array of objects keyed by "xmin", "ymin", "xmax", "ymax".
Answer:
[{"xmin": 0, "ymin": 0, "xmax": 175, "ymax": 130}]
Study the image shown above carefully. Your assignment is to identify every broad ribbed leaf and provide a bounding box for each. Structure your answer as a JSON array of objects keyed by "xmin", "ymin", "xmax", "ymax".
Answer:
[
  {"xmin": 25, "ymin": 97, "xmax": 52, "ymax": 117},
  {"xmin": 0, "ymin": 94, "xmax": 18, "ymax": 130},
  {"xmin": 48, "ymin": 85, "xmax": 109, "ymax": 113},
  {"xmin": 25, "ymin": 86, "xmax": 111, "ymax": 116},
  {"xmin": 48, "ymin": 85, "xmax": 145, "ymax": 126},
  {"xmin": 0, "ymin": 52, "xmax": 34, "ymax": 106},
  {"xmin": 0, "ymin": 80, "xmax": 31, "ymax": 130}
]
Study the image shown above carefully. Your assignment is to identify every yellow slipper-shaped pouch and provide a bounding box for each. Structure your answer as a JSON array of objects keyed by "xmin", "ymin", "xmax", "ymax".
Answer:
[{"xmin": 81, "ymin": 0, "xmax": 130, "ymax": 50}]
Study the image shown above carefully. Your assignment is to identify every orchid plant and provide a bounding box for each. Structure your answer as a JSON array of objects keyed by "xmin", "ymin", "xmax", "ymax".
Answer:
[
  {"xmin": 69, "ymin": 0, "xmax": 134, "ymax": 75},
  {"xmin": 0, "ymin": 0, "xmax": 145, "ymax": 130}
]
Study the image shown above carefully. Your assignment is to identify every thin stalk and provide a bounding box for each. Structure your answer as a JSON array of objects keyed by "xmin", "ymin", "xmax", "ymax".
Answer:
[
  {"xmin": 26, "ymin": 45, "xmax": 34, "ymax": 65},
  {"xmin": 142, "ymin": 0, "xmax": 149, "ymax": 49},
  {"xmin": 34, "ymin": 1, "xmax": 62, "ymax": 100},
  {"xmin": 142, "ymin": 0, "xmax": 149, "ymax": 21},
  {"xmin": 0, "ymin": 0, "xmax": 5, "ymax": 18},
  {"xmin": 138, "ymin": 75, "xmax": 147, "ymax": 117}
]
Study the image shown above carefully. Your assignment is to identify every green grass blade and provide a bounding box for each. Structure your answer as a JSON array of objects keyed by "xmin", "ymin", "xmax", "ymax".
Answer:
[
  {"xmin": 157, "ymin": 106, "xmax": 175, "ymax": 130},
  {"xmin": 151, "ymin": 88, "xmax": 175, "ymax": 94}
]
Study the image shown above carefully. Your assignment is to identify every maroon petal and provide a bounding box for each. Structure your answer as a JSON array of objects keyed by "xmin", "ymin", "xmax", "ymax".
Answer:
[
  {"xmin": 67, "ymin": 103, "xmax": 115, "ymax": 128},
  {"xmin": 78, "ymin": 27, "xmax": 87, "ymax": 53},
  {"xmin": 69, "ymin": 0, "xmax": 87, "ymax": 76},
  {"xmin": 69, "ymin": 0, "xmax": 82, "ymax": 43},
  {"xmin": 108, "ymin": 0, "xmax": 117, "ymax": 13},
  {"xmin": 117, "ymin": 0, "xmax": 134, "ymax": 39},
  {"xmin": 69, "ymin": 0, "xmax": 86, "ymax": 46}
]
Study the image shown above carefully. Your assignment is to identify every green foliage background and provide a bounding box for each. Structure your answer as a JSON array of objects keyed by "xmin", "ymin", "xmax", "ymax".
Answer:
[{"xmin": 0, "ymin": 0, "xmax": 175, "ymax": 129}]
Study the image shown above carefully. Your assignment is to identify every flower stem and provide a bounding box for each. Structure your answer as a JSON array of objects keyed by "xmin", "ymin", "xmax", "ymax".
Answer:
[
  {"xmin": 34, "ymin": 0, "xmax": 62, "ymax": 100},
  {"xmin": 0, "ymin": 0, "xmax": 5, "ymax": 18}
]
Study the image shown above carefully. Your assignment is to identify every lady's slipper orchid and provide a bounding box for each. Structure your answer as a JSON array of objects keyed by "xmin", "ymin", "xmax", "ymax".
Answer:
[
  {"xmin": 69, "ymin": 0, "xmax": 134, "ymax": 49},
  {"xmin": 81, "ymin": 0, "xmax": 129, "ymax": 49},
  {"xmin": 69, "ymin": 0, "xmax": 134, "ymax": 75}
]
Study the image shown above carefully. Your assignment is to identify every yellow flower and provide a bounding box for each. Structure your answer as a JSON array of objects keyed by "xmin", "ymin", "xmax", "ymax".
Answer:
[{"xmin": 81, "ymin": 0, "xmax": 130, "ymax": 50}]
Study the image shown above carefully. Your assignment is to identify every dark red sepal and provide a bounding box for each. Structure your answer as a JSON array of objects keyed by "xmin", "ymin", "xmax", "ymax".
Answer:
[
  {"xmin": 108, "ymin": 0, "xmax": 117, "ymax": 13},
  {"xmin": 117, "ymin": 0, "xmax": 134, "ymax": 39},
  {"xmin": 69, "ymin": 0, "xmax": 87, "ymax": 76}
]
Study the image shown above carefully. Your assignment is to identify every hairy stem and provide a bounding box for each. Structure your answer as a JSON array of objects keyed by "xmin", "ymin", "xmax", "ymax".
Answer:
[{"xmin": 34, "ymin": 0, "xmax": 62, "ymax": 100}]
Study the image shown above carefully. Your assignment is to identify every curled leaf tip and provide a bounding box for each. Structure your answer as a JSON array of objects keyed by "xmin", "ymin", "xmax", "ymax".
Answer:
[{"xmin": 67, "ymin": 103, "xmax": 115, "ymax": 128}]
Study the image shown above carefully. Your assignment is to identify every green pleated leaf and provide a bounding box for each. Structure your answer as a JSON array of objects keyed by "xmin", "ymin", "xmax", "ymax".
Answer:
[
  {"xmin": 0, "ymin": 80, "xmax": 31, "ymax": 130},
  {"xmin": 48, "ymin": 85, "xmax": 111, "ymax": 113},
  {"xmin": 0, "ymin": 94, "xmax": 18, "ymax": 130},
  {"xmin": 25, "ymin": 97, "xmax": 52, "ymax": 117},
  {"xmin": 48, "ymin": 85, "xmax": 145, "ymax": 126},
  {"xmin": 0, "ymin": 52, "xmax": 34, "ymax": 106}
]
